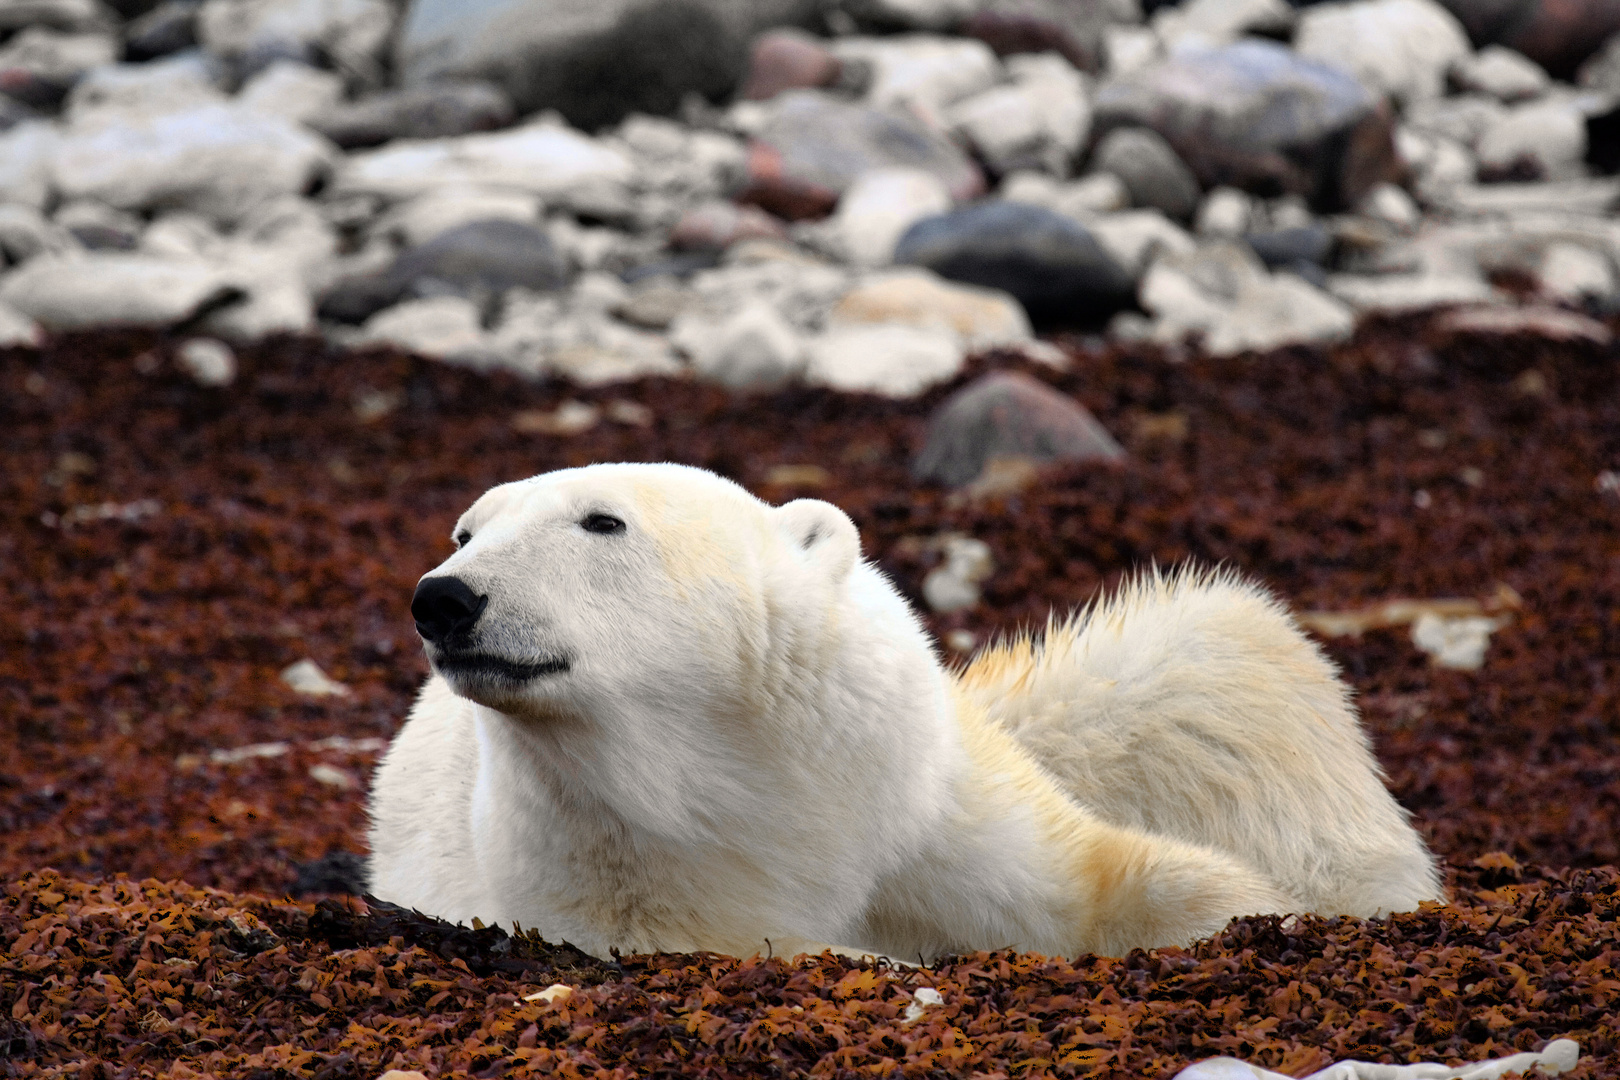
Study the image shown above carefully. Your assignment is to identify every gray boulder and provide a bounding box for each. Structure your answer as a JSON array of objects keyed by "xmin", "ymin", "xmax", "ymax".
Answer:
[
  {"xmin": 310, "ymin": 80, "xmax": 515, "ymax": 149},
  {"xmin": 319, "ymin": 218, "xmax": 568, "ymax": 323},
  {"xmin": 894, "ymin": 200, "xmax": 1135, "ymax": 324},
  {"xmin": 741, "ymin": 89, "xmax": 984, "ymax": 220},
  {"xmin": 913, "ymin": 370, "xmax": 1125, "ymax": 488},
  {"xmin": 1093, "ymin": 39, "xmax": 1401, "ymax": 211},
  {"xmin": 394, "ymin": 0, "xmax": 820, "ymax": 130},
  {"xmin": 1089, "ymin": 126, "xmax": 1201, "ymax": 220}
]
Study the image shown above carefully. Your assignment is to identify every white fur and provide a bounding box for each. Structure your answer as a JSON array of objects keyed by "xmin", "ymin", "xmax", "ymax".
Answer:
[{"xmin": 368, "ymin": 464, "xmax": 1440, "ymax": 961}]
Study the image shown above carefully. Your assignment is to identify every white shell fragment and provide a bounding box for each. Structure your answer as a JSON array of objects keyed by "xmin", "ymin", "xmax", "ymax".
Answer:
[
  {"xmin": 1410, "ymin": 612, "xmax": 1509, "ymax": 671},
  {"xmin": 280, "ymin": 658, "xmax": 352, "ymax": 697},
  {"xmin": 1174, "ymin": 1036, "xmax": 1579, "ymax": 1080}
]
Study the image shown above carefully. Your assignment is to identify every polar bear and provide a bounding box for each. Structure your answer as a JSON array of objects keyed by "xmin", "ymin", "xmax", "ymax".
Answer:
[{"xmin": 367, "ymin": 463, "xmax": 1440, "ymax": 961}]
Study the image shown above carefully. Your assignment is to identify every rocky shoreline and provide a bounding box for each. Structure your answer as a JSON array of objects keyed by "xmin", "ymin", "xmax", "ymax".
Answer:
[{"xmin": 0, "ymin": 0, "xmax": 1617, "ymax": 396}]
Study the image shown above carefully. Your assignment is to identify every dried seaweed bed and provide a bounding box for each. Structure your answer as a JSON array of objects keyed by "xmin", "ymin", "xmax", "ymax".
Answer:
[{"xmin": 3, "ymin": 318, "xmax": 1620, "ymax": 1078}]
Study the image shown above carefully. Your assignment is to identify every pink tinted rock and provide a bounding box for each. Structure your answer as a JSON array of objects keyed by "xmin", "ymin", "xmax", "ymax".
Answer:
[
  {"xmin": 913, "ymin": 370, "xmax": 1126, "ymax": 488},
  {"xmin": 738, "ymin": 90, "xmax": 984, "ymax": 221},
  {"xmin": 668, "ymin": 201, "xmax": 788, "ymax": 251},
  {"xmin": 741, "ymin": 28, "xmax": 841, "ymax": 101}
]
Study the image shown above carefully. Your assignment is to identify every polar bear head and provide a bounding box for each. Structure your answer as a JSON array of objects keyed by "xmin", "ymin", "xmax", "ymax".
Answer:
[{"xmin": 409, "ymin": 465, "xmax": 946, "ymax": 836}]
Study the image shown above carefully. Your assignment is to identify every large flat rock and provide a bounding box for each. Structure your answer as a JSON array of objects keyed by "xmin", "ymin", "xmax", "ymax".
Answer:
[{"xmin": 394, "ymin": 0, "xmax": 821, "ymax": 129}]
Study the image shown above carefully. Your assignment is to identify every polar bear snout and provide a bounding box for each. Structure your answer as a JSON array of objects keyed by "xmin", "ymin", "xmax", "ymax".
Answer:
[{"xmin": 412, "ymin": 575, "xmax": 488, "ymax": 646}]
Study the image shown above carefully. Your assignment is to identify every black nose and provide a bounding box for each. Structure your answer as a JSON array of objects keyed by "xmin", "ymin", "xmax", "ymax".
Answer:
[{"xmin": 412, "ymin": 576, "xmax": 488, "ymax": 645}]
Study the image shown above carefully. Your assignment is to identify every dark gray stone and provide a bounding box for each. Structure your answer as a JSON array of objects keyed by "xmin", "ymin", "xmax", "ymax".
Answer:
[
  {"xmin": 894, "ymin": 201, "xmax": 1134, "ymax": 325},
  {"xmin": 310, "ymin": 81, "xmax": 515, "ymax": 149},
  {"xmin": 1090, "ymin": 126, "xmax": 1202, "ymax": 221},
  {"xmin": 1093, "ymin": 40, "xmax": 1401, "ymax": 211},
  {"xmin": 0, "ymin": 93, "xmax": 37, "ymax": 131},
  {"xmin": 125, "ymin": 1, "xmax": 201, "ymax": 61},
  {"xmin": 319, "ymin": 218, "xmax": 568, "ymax": 324},
  {"xmin": 913, "ymin": 370, "xmax": 1125, "ymax": 488},
  {"xmin": 1244, "ymin": 226, "xmax": 1334, "ymax": 269}
]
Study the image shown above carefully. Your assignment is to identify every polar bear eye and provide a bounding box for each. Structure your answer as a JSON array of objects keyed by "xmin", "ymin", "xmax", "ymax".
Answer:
[
  {"xmin": 454, "ymin": 529, "xmax": 472, "ymax": 547},
  {"xmin": 580, "ymin": 513, "xmax": 626, "ymax": 535}
]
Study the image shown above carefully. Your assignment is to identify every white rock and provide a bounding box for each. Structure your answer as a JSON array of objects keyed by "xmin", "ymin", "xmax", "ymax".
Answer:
[
  {"xmin": 0, "ymin": 301, "xmax": 44, "ymax": 347},
  {"xmin": 1539, "ymin": 242, "xmax": 1617, "ymax": 302},
  {"xmin": 140, "ymin": 211, "xmax": 224, "ymax": 259},
  {"xmin": 0, "ymin": 253, "xmax": 233, "ymax": 329},
  {"xmin": 375, "ymin": 186, "xmax": 542, "ymax": 248},
  {"xmin": 1195, "ymin": 187, "xmax": 1252, "ymax": 237},
  {"xmin": 1139, "ymin": 242, "xmax": 1354, "ymax": 355},
  {"xmin": 1359, "ymin": 182, "xmax": 1421, "ymax": 230},
  {"xmin": 177, "ymin": 337, "xmax": 238, "ymax": 386},
  {"xmin": 336, "ymin": 119, "xmax": 635, "ymax": 204},
  {"xmin": 1294, "ymin": 0, "xmax": 1472, "ymax": 106},
  {"xmin": 51, "ymin": 101, "xmax": 335, "ymax": 225},
  {"xmin": 1397, "ymin": 127, "xmax": 1478, "ymax": 196},
  {"xmin": 1328, "ymin": 272, "xmax": 1499, "ymax": 313},
  {"xmin": 1476, "ymin": 99, "xmax": 1587, "ymax": 180},
  {"xmin": 828, "ymin": 267, "xmax": 1032, "ymax": 351},
  {"xmin": 279, "ymin": 657, "xmax": 351, "ymax": 696},
  {"xmin": 854, "ymin": 0, "xmax": 978, "ymax": 30},
  {"xmin": 832, "ymin": 167, "xmax": 953, "ymax": 268},
  {"xmin": 1411, "ymin": 612, "xmax": 1504, "ymax": 671},
  {"xmin": 236, "ymin": 58, "xmax": 343, "ymax": 122},
  {"xmin": 65, "ymin": 53, "xmax": 226, "ymax": 122},
  {"xmin": 684, "ymin": 256, "xmax": 853, "ymax": 333},
  {"xmin": 198, "ymin": 0, "xmax": 396, "ymax": 82},
  {"xmin": 1001, "ymin": 170, "xmax": 1130, "ymax": 218},
  {"xmin": 360, "ymin": 295, "xmax": 492, "ymax": 362},
  {"xmin": 1103, "ymin": 25, "xmax": 1161, "ymax": 78},
  {"xmin": 830, "ymin": 34, "xmax": 1000, "ymax": 121},
  {"xmin": 1089, "ymin": 209, "xmax": 1197, "ymax": 278},
  {"xmin": 805, "ymin": 323, "xmax": 964, "ymax": 398},
  {"xmin": 0, "ymin": 26, "xmax": 116, "ymax": 86},
  {"xmin": 0, "ymin": 0, "xmax": 116, "ymax": 34},
  {"xmin": 0, "ymin": 202, "xmax": 77, "ymax": 263},
  {"xmin": 0, "ymin": 122, "xmax": 60, "ymax": 209},
  {"xmin": 671, "ymin": 300, "xmax": 806, "ymax": 390},
  {"xmin": 947, "ymin": 53, "xmax": 1091, "ymax": 177},
  {"xmin": 1208, "ymin": 273, "xmax": 1355, "ymax": 356},
  {"xmin": 1405, "ymin": 94, "xmax": 1507, "ymax": 149},
  {"xmin": 207, "ymin": 252, "xmax": 316, "ymax": 338},
  {"xmin": 922, "ymin": 535, "xmax": 993, "ymax": 613},
  {"xmin": 1450, "ymin": 45, "xmax": 1549, "ymax": 103},
  {"xmin": 491, "ymin": 287, "xmax": 681, "ymax": 384},
  {"xmin": 1153, "ymin": 0, "xmax": 1294, "ymax": 54}
]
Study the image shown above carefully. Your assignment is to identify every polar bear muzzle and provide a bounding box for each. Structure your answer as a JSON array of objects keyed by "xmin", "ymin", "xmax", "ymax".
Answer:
[{"xmin": 412, "ymin": 575, "xmax": 572, "ymax": 683}]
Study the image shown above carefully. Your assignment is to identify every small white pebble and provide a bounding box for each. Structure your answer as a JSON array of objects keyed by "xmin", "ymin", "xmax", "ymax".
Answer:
[
  {"xmin": 903, "ymin": 987, "xmax": 944, "ymax": 1023},
  {"xmin": 944, "ymin": 629, "xmax": 977, "ymax": 653},
  {"xmin": 1411, "ymin": 613, "xmax": 1506, "ymax": 671},
  {"xmin": 177, "ymin": 338, "xmax": 237, "ymax": 388},
  {"xmin": 308, "ymin": 763, "xmax": 356, "ymax": 789},
  {"xmin": 280, "ymin": 658, "xmax": 351, "ymax": 697},
  {"xmin": 1413, "ymin": 489, "xmax": 1432, "ymax": 509}
]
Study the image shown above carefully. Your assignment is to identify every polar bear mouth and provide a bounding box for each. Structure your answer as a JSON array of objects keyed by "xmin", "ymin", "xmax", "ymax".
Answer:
[{"xmin": 434, "ymin": 652, "xmax": 572, "ymax": 682}]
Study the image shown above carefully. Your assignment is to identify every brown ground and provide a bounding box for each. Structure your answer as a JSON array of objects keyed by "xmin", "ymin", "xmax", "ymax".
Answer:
[{"xmin": 3, "ymin": 317, "xmax": 1618, "ymax": 1078}]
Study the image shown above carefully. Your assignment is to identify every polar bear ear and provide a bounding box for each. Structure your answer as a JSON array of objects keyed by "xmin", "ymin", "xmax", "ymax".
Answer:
[{"xmin": 775, "ymin": 499, "xmax": 860, "ymax": 582}]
